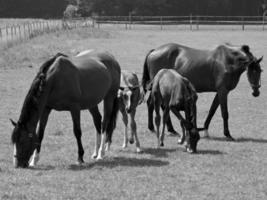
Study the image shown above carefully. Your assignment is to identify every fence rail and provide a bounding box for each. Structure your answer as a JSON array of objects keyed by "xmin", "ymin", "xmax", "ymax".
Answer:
[
  {"xmin": 0, "ymin": 16, "xmax": 266, "ymax": 49},
  {"xmin": 93, "ymin": 15, "xmax": 267, "ymax": 31}
]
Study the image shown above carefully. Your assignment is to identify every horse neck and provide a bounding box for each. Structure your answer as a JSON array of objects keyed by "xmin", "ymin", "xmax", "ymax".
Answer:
[
  {"xmin": 18, "ymin": 77, "xmax": 48, "ymax": 134},
  {"xmin": 185, "ymin": 101, "xmax": 197, "ymax": 128}
]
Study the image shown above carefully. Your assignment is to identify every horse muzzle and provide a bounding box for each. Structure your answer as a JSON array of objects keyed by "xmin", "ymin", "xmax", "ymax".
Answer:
[
  {"xmin": 126, "ymin": 107, "xmax": 132, "ymax": 113},
  {"xmin": 13, "ymin": 157, "xmax": 29, "ymax": 168},
  {"xmin": 252, "ymin": 88, "xmax": 260, "ymax": 97}
]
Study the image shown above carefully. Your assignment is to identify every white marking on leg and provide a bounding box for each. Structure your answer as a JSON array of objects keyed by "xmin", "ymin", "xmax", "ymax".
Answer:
[
  {"xmin": 105, "ymin": 142, "xmax": 111, "ymax": 151},
  {"xmin": 13, "ymin": 145, "xmax": 18, "ymax": 167},
  {"xmin": 96, "ymin": 133, "xmax": 106, "ymax": 160},
  {"xmin": 122, "ymin": 125, "xmax": 128, "ymax": 148},
  {"xmin": 29, "ymin": 149, "xmax": 39, "ymax": 167},
  {"xmin": 91, "ymin": 132, "xmax": 100, "ymax": 159}
]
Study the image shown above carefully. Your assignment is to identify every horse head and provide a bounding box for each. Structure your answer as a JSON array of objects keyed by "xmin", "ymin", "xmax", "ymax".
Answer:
[
  {"xmin": 241, "ymin": 45, "xmax": 263, "ymax": 97},
  {"xmin": 247, "ymin": 56, "xmax": 263, "ymax": 97},
  {"xmin": 118, "ymin": 86, "xmax": 140, "ymax": 113},
  {"xmin": 10, "ymin": 119, "xmax": 37, "ymax": 168}
]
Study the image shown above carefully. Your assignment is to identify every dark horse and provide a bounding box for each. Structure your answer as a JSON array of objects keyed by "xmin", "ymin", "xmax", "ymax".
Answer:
[
  {"xmin": 11, "ymin": 50, "xmax": 121, "ymax": 168},
  {"xmin": 142, "ymin": 43, "xmax": 263, "ymax": 140},
  {"xmin": 150, "ymin": 69, "xmax": 199, "ymax": 153}
]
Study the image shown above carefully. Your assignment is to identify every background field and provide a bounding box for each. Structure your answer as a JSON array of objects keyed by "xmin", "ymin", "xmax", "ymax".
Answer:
[{"xmin": 0, "ymin": 27, "xmax": 266, "ymax": 200}]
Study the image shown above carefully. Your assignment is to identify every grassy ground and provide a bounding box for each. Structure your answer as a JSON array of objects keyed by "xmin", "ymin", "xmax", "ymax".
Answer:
[{"xmin": 0, "ymin": 27, "xmax": 267, "ymax": 200}]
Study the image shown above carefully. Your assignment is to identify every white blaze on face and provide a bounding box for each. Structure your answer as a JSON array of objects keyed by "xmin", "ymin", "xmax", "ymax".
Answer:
[
  {"xmin": 13, "ymin": 144, "xmax": 18, "ymax": 167},
  {"xmin": 76, "ymin": 49, "xmax": 94, "ymax": 57}
]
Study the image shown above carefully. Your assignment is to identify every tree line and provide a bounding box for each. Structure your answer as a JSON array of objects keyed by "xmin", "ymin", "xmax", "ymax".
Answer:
[{"xmin": 0, "ymin": 0, "xmax": 266, "ymax": 18}]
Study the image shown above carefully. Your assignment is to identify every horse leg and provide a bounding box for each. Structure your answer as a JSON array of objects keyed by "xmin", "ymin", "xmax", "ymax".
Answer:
[
  {"xmin": 120, "ymin": 108, "xmax": 128, "ymax": 149},
  {"xmin": 147, "ymin": 94, "xmax": 155, "ymax": 132},
  {"xmin": 70, "ymin": 107, "xmax": 84, "ymax": 164},
  {"xmin": 97, "ymin": 96, "xmax": 117, "ymax": 160},
  {"xmin": 170, "ymin": 107, "xmax": 185, "ymax": 145},
  {"xmin": 29, "ymin": 107, "xmax": 51, "ymax": 167},
  {"xmin": 160, "ymin": 107, "xmax": 169, "ymax": 147},
  {"xmin": 203, "ymin": 94, "xmax": 219, "ymax": 138},
  {"xmin": 89, "ymin": 106, "xmax": 102, "ymax": 159},
  {"xmin": 161, "ymin": 104, "xmax": 176, "ymax": 135},
  {"xmin": 130, "ymin": 109, "xmax": 142, "ymax": 153},
  {"xmin": 218, "ymin": 90, "xmax": 234, "ymax": 140},
  {"xmin": 154, "ymin": 102, "xmax": 161, "ymax": 148}
]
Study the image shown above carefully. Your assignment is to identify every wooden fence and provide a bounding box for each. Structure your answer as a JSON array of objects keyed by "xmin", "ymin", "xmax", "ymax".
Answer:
[
  {"xmin": 0, "ymin": 18, "xmax": 93, "ymax": 48},
  {"xmin": 0, "ymin": 16, "xmax": 266, "ymax": 49},
  {"xmin": 93, "ymin": 15, "xmax": 267, "ymax": 31}
]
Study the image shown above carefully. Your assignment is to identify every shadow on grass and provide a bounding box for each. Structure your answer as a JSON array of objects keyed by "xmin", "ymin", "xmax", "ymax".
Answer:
[
  {"xmin": 29, "ymin": 165, "xmax": 56, "ymax": 171},
  {"xmin": 235, "ymin": 137, "xmax": 267, "ymax": 144},
  {"xmin": 143, "ymin": 147, "xmax": 178, "ymax": 158},
  {"xmin": 197, "ymin": 149, "xmax": 225, "ymax": 155},
  {"xmin": 68, "ymin": 156, "xmax": 169, "ymax": 171},
  {"xmin": 203, "ymin": 136, "xmax": 267, "ymax": 144}
]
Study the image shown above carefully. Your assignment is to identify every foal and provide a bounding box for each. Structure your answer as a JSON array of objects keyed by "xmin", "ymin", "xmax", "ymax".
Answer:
[
  {"xmin": 118, "ymin": 70, "xmax": 142, "ymax": 153},
  {"xmin": 150, "ymin": 69, "xmax": 200, "ymax": 153}
]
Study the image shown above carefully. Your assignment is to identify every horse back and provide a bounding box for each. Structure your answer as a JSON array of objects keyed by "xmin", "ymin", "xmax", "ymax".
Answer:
[
  {"xmin": 152, "ymin": 69, "xmax": 185, "ymax": 108},
  {"xmin": 46, "ymin": 53, "xmax": 118, "ymax": 110}
]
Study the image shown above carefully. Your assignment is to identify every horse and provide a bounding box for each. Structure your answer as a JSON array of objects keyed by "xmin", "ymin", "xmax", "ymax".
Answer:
[
  {"xmin": 117, "ymin": 70, "xmax": 142, "ymax": 153},
  {"xmin": 149, "ymin": 69, "xmax": 199, "ymax": 153},
  {"xmin": 10, "ymin": 50, "xmax": 121, "ymax": 168},
  {"xmin": 142, "ymin": 43, "xmax": 263, "ymax": 140}
]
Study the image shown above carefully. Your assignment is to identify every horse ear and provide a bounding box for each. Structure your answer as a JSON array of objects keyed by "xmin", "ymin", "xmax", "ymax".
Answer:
[
  {"xmin": 241, "ymin": 45, "xmax": 250, "ymax": 54},
  {"xmin": 10, "ymin": 119, "xmax": 17, "ymax": 127},
  {"xmin": 257, "ymin": 56, "xmax": 263, "ymax": 64}
]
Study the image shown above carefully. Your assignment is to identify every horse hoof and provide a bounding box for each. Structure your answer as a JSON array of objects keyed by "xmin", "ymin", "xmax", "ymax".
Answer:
[
  {"xmin": 96, "ymin": 156, "xmax": 103, "ymax": 160},
  {"xmin": 203, "ymin": 129, "xmax": 210, "ymax": 138},
  {"xmin": 129, "ymin": 139, "xmax": 134, "ymax": 144},
  {"xmin": 160, "ymin": 142, "xmax": 164, "ymax": 147},
  {"xmin": 136, "ymin": 147, "xmax": 143, "ymax": 153},
  {"xmin": 122, "ymin": 144, "xmax": 127, "ymax": 149},
  {"xmin": 91, "ymin": 153, "xmax": 98, "ymax": 159},
  {"xmin": 149, "ymin": 127, "xmax": 155, "ymax": 133},
  {"xmin": 186, "ymin": 147, "xmax": 194, "ymax": 154},
  {"xmin": 177, "ymin": 138, "xmax": 184, "ymax": 145},
  {"xmin": 225, "ymin": 136, "xmax": 235, "ymax": 141}
]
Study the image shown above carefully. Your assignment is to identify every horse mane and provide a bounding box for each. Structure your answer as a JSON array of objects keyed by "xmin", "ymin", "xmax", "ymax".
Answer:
[{"xmin": 17, "ymin": 53, "xmax": 67, "ymax": 126}]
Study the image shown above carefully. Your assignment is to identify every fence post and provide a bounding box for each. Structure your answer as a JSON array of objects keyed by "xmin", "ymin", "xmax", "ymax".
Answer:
[
  {"xmin": 263, "ymin": 15, "xmax": 265, "ymax": 31},
  {"xmin": 196, "ymin": 16, "xmax": 199, "ymax": 30},
  {"xmin": 18, "ymin": 25, "xmax": 21, "ymax": 41},
  {"xmin": 6, "ymin": 26, "xmax": 8, "ymax": 42},
  {"xmin": 190, "ymin": 14, "xmax": 192, "ymax": 30},
  {"xmin": 160, "ymin": 16, "xmax": 163, "ymax": 30},
  {"xmin": 242, "ymin": 17, "xmax": 245, "ymax": 31},
  {"xmin": 129, "ymin": 13, "xmax": 132, "ymax": 30},
  {"xmin": 92, "ymin": 17, "xmax": 95, "ymax": 28},
  {"xmin": 11, "ymin": 26, "xmax": 14, "ymax": 40}
]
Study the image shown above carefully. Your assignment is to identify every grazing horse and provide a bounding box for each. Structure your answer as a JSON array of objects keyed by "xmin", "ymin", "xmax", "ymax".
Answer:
[
  {"xmin": 142, "ymin": 43, "xmax": 263, "ymax": 140},
  {"xmin": 117, "ymin": 70, "xmax": 142, "ymax": 153},
  {"xmin": 150, "ymin": 69, "xmax": 199, "ymax": 153},
  {"xmin": 11, "ymin": 50, "xmax": 121, "ymax": 168}
]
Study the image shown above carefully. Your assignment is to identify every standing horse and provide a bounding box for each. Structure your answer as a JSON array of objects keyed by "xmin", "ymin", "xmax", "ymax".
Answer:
[
  {"xmin": 150, "ymin": 69, "xmax": 199, "ymax": 153},
  {"xmin": 11, "ymin": 50, "xmax": 121, "ymax": 168},
  {"xmin": 117, "ymin": 70, "xmax": 142, "ymax": 153},
  {"xmin": 142, "ymin": 43, "xmax": 263, "ymax": 140}
]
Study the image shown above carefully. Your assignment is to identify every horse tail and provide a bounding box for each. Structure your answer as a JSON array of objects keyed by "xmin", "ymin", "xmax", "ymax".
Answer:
[
  {"xmin": 140, "ymin": 49, "xmax": 154, "ymax": 102},
  {"xmin": 106, "ymin": 96, "xmax": 120, "ymax": 143}
]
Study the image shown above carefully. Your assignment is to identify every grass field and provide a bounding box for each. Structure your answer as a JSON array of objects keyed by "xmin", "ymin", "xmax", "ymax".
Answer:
[{"xmin": 0, "ymin": 27, "xmax": 266, "ymax": 200}]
